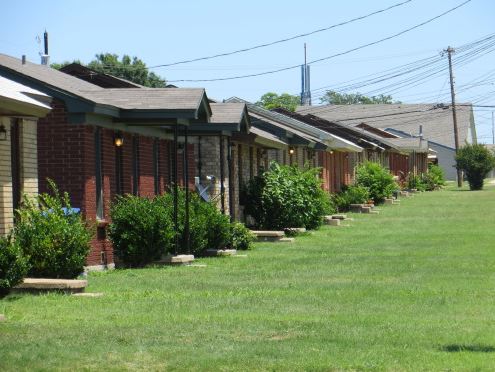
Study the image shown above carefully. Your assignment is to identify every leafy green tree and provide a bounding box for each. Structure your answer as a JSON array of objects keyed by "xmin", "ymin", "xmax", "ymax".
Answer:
[
  {"xmin": 320, "ymin": 90, "xmax": 399, "ymax": 105},
  {"xmin": 455, "ymin": 143, "xmax": 495, "ymax": 190},
  {"xmin": 256, "ymin": 92, "xmax": 300, "ymax": 111},
  {"xmin": 52, "ymin": 53, "xmax": 166, "ymax": 87}
]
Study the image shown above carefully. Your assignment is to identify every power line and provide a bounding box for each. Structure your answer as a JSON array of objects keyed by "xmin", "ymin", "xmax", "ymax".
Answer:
[
  {"xmin": 149, "ymin": 0, "xmax": 414, "ymax": 68},
  {"xmin": 305, "ymin": 32, "xmax": 495, "ymax": 103},
  {"xmin": 166, "ymin": 0, "xmax": 472, "ymax": 83}
]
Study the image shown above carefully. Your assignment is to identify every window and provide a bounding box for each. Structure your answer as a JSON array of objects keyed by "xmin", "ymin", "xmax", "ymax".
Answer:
[
  {"xmin": 94, "ymin": 127, "xmax": 104, "ymax": 220},
  {"xmin": 153, "ymin": 139, "xmax": 160, "ymax": 195},
  {"xmin": 132, "ymin": 136, "xmax": 140, "ymax": 195},
  {"xmin": 115, "ymin": 138, "xmax": 123, "ymax": 195}
]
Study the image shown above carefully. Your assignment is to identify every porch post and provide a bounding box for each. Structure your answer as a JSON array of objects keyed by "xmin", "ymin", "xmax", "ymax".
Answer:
[
  {"xmin": 220, "ymin": 135, "xmax": 225, "ymax": 214},
  {"xmin": 227, "ymin": 137, "xmax": 234, "ymax": 222},
  {"xmin": 173, "ymin": 123, "xmax": 178, "ymax": 255},
  {"xmin": 184, "ymin": 125, "xmax": 190, "ymax": 254}
]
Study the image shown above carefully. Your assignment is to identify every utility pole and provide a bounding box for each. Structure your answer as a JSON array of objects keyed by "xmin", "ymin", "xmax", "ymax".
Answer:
[{"xmin": 445, "ymin": 46, "xmax": 462, "ymax": 187}]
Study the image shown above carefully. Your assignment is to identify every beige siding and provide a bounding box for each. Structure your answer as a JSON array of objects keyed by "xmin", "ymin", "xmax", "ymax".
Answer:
[
  {"xmin": 0, "ymin": 117, "xmax": 39, "ymax": 235},
  {"xmin": 0, "ymin": 117, "xmax": 13, "ymax": 235},
  {"xmin": 20, "ymin": 119, "xmax": 39, "ymax": 198}
]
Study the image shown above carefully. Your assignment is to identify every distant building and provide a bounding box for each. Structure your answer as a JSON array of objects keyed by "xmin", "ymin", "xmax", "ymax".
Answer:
[{"xmin": 297, "ymin": 103, "xmax": 477, "ymax": 180}]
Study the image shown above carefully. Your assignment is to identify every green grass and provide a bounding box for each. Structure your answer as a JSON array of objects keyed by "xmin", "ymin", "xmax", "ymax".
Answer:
[{"xmin": 2, "ymin": 182, "xmax": 495, "ymax": 371}]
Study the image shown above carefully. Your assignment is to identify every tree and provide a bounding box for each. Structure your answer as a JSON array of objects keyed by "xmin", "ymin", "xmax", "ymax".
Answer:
[
  {"xmin": 52, "ymin": 53, "xmax": 166, "ymax": 88},
  {"xmin": 455, "ymin": 143, "xmax": 495, "ymax": 190},
  {"xmin": 319, "ymin": 90, "xmax": 399, "ymax": 105},
  {"xmin": 256, "ymin": 92, "xmax": 300, "ymax": 112}
]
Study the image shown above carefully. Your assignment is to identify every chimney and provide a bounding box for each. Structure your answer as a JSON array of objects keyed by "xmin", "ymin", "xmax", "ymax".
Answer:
[
  {"xmin": 22, "ymin": 55, "xmax": 26, "ymax": 65},
  {"xmin": 419, "ymin": 125, "xmax": 423, "ymax": 138}
]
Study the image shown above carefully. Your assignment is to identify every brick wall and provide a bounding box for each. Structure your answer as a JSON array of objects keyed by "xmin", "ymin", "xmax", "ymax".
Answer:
[
  {"xmin": 38, "ymin": 99, "xmax": 86, "ymax": 209},
  {"xmin": 37, "ymin": 99, "xmax": 196, "ymax": 267},
  {"xmin": 319, "ymin": 151, "xmax": 352, "ymax": 193}
]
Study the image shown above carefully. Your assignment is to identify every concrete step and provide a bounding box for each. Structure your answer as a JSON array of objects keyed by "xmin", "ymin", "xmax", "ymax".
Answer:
[
  {"xmin": 156, "ymin": 254, "xmax": 195, "ymax": 265},
  {"xmin": 284, "ymin": 227, "xmax": 306, "ymax": 235},
  {"xmin": 324, "ymin": 216, "xmax": 341, "ymax": 226},
  {"xmin": 251, "ymin": 230, "xmax": 292, "ymax": 242},
  {"xmin": 205, "ymin": 249, "xmax": 237, "ymax": 257},
  {"xmin": 14, "ymin": 278, "xmax": 87, "ymax": 293},
  {"xmin": 250, "ymin": 230, "xmax": 285, "ymax": 238}
]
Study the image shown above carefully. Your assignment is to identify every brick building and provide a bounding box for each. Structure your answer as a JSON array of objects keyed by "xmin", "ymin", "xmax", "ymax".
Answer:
[{"xmin": 0, "ymin": 54, "xmax": 211, "ymax": 268}]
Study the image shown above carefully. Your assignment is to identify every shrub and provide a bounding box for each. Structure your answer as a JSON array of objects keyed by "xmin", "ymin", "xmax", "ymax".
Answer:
[
  {"xmin": 355, "ymin": 162, "xmax": 397, "ymax": 202},
  {"xmin": 185, "ymin": 192, "xmax": 231, "ymax": 254},
  {"xmin": 244, "ymin": 162, "xmax": 331, "ymax": 230},
  {"xmin": 14, "ymin": 181, "xmax": 91, "ymax": 279},
  {"xmin": 407, "ymin": 173, "xmax": 427, "ymax": 192},
  {"xmin": 229, "ymin": 222, "xmax": 254, "ymax": 251},
  {"xmin": 109, "ymin": 194, "xmax": 174, "ymax": 267},
  {"xmin": 422, "ymin": 164, "xmax": 446, "ymax": 191},
  {"xmin": 0, "ymin": 235, "xmax": 28, "ymax": 297},
  {"xmin": 455, "ymin": 144, "xmax": 495, "ymax": 190},
  {"xmin": 331, "ymin": 185, "xmax": 370, "ymax": 212},
  {"xmin": 111, "ymin": 188, "xmax": 234, "ymax": 263}
]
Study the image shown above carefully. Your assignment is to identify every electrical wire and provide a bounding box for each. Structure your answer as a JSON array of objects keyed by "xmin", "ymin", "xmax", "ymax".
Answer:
[
  {"xmin": 150, "ymin": 0, "xmax": 414, "ymax": 68},
  {"xmin": 165, "ymin": 0, "xmax": 472, "ymax": 83}
]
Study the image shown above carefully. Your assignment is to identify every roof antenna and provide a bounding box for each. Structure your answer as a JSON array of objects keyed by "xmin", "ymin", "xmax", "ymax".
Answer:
[
  {"xmin": 40, "ymin": 30, "xmax": 50, "ymax": 66},
  {"xmin": 300, "ymin": 43, "xmax": 312, "ymax": 106}
]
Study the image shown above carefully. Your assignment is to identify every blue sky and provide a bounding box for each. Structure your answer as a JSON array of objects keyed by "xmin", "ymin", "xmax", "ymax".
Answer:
[{"xmin": 2, "ymin": 0, "xmax": 494, "ymax": 143}]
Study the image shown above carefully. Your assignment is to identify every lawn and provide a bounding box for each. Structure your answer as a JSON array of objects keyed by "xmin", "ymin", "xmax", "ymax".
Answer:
[{"xmin": 1, "ymin": 183, "xmax": 495, "ymax": 371}]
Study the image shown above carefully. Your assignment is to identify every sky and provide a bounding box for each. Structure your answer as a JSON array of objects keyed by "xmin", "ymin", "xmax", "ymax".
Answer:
[{"xmin": 1, "ymin": 0, "xmax": 495, "ymax": 143}]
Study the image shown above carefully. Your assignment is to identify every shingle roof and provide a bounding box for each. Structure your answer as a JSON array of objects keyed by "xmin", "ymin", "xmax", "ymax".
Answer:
[
  {"xmin": 0, "ymin": 54, "xmax": 211, "ymax": 119},
  {"xmin": 0, "ymin": 54, "xmax": 100, "ymax": 101},
  {"xmin": 60, "ymin": 63, "xmax": 144, "ymax": 88},
  {"xmin": 80, "ymin": 88, "xmax": 207, "ymax": 111},
  {"xmin": 386, "ymin": 137, "xmax": 429, "ymax": 153},
  {"xmin": 0, "ymin": 75, "xmax": 51, "ymax": 116},
  {"xmin": 209, "ymin": 103, "xmax": 247, "ymax": 124},
  {"xmin": 296, "ymin": 103, "xmax": 475, "ymax": 149}
]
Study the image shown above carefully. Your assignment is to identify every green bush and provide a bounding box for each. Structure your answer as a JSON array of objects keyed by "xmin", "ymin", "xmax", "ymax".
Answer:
[
  {"xmin": 244, "ymin": 162, "xmax": 331, "ymax": 230},
  {"xmin": 331, "ymin": 185, "xmax": 370, "ymax": 212},
  {"xmin": 455, "ymin": 144, "xmax": 495, "ymax": 190},
  {"xmin": 229, "ymin": 222, "xmax": 254, "ymax": 251},
  {"xmin": 355, "ymin": 162, "xmax": 397, "ymax": 203},
  {"xmin": 422, "ymin": 164, "xmax": 446, "ymax": 191},
  {"xmin": 110, "ymin": 189, "xmax": 233, "ymax": 263},
  {"xmin": 407, "ymin": 173, "xmax": 427, "ymax": 192},
  {"xmin": 0, "ymin": 235, "xmax": 28, "ymax": 297},
  {"xmin": 109, "ymin": 194, "xmax": 174, "ymax": 267},
  {"xmin": 14, "ymin": 181, "xmax": 91, "ymax": 279}
]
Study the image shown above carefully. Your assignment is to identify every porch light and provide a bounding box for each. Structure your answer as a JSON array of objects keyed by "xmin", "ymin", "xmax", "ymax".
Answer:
[
  {"xmin": 114, "ymin": 132, "xmax": 124, "ymax": 147},
  {"xmin": 289, "ymin": 147, "xmax": 295, "ymax": 155},
  {"xmin": 0, "ymin": 124, "xmax": 6, "ymax": 141}
]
